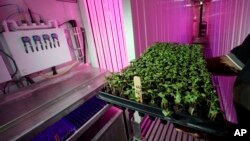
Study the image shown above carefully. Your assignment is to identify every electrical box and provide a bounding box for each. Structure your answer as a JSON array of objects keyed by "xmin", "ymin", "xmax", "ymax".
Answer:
[
  {"xmin": 0, "ymin": 55, "xmax": 11, "ymax": 83},
  {"xmin": 1, "ymin": 28, "xmax": 72, "ymax": 76}
]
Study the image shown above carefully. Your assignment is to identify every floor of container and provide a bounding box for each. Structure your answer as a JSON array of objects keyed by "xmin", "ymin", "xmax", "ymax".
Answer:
[{"xmin": 141, "ymin": 116, "xmax": 209, "ymax": 141}]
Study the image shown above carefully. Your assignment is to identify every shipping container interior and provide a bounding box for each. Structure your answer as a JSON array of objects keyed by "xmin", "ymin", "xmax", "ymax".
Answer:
[{"xmin": 0, "ymin": 0, "xmax": 250, "ymax": 140}]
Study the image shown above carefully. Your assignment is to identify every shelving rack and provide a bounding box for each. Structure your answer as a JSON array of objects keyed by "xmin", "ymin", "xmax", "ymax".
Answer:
[{"xmin": 0, "ymin": 64, "xmax": 110, "ymax": 140}]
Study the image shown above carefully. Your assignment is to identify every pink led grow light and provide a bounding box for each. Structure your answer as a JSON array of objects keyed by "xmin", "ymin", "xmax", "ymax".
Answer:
[{"xmin": 83, "ymin": 0, "xmax": 128, "ymax": 72}]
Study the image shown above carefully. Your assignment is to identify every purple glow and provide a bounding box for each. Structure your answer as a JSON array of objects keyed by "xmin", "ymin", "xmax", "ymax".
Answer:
[
  {"xmin": 131, "ymin": 0, "xmax": 193, "ymax": 57},
  {"xmin": 95, "ymin": 0, "xmax": 113, "ymax": 71},
  {"xmin": 107, "ymin": 0, "xmax": 123, "ymax": 71},
  {"xmin": 118, "ymin": 0, "xmax": 128, "ymax": 68},
  {"xmin": 83, "ymin": 0, "xmax": 101, "ymax": 67},
  {"xmin": 114, "ymin": 0, "xmax": 128, "ymax": 68},
  {"xmin": 83, "ymin": 0, "xmax": 128, "ymax": 72},
  {"xmin": 88, "ymin": 0, "xmax": 106, "ymax": 69},
  {"xmin": 102, "ymin": 0, "xmax": 119, "ymax": 72}
]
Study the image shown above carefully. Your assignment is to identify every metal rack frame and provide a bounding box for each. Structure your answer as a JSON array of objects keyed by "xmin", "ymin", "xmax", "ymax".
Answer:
[
  {"xmin": 0, "ymin": 64, "xmax": 108, "ymax": 140},
  {"xmin": 98, "ymin": 91, "xmax": 230, "ymax": 140}
]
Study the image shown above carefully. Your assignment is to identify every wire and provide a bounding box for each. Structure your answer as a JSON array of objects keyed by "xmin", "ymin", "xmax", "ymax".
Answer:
[
  {"xmin": 22, "ymin": 0, "xmax": 45, "ymax": 22},
  {"xmin": 59, "ymin": 20, "xmax": 77, "ymax": 27},
  {"xmin": 0, "ymin": 49, "xmax": 18, "ymax": 78},
  {"xmin": 51, "ymin": 66, "xmax": 58, "ymax": 75},
  {"xmin": 6, "ymin": 11, "xmax": 43, "ymax": 20},
  {"xmin": 39, "ymin": 61, "xmax": 79, "ymax": 79},
  {"xmin": 3, "ymin": 81, "xmax": 12, "ymax": 94},
  {"xmin": 25, "ymin": 76, "xmax": 35, "ymax": 84},
  {"xmin": 5, "ymin": 12, "xmax": 19, "ymax": 20},
  {"xmin": 3, "ymin": 78, "xmax": 25, "ymax": 94},
  {"xmin": 0, "ymin": 48, "xmax": 18, "ymax": 95},
  {"xmin": 0, "ymin": 4, "xmax": 21, "ymax": 13},
  {"xmin": 81, "ymin": 28, "xmax": 87, "ymax": 64},
  {"xmin": 3, "ymin": 76, "xmax": 33, "ymax": 94},
  {"xmin": 1, "ymin": 4, "xmax": 23, "ymax": 21},
  {"xmin": 0, "ymin": 89, "xmax": 3, "ymax": 95},
  {"xmin": 22, "ymin": 0, "xmax": 29, "ymax": 8},
  {"xmin": 28, "ymin": 8, "xmax": 35, "ymax": 23},
  {"xmin": 59, "ymin": 21, "xmax": 70, "ymax": 27}
]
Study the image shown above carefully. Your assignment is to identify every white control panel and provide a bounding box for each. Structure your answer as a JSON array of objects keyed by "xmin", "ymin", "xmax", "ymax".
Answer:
[
  {"xmin": 1, "ymin": 28, "xmax": 72, "ymax": 76},
  {"xmin": 0, "ymin": 56, "xmax": 11, "ymax": 83}
]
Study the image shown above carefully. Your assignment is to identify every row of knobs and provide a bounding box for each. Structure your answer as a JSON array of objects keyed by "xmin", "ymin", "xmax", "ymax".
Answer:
[{"xmin": 21, "ymin": 33, "xmax": 60, "ymax": 53}]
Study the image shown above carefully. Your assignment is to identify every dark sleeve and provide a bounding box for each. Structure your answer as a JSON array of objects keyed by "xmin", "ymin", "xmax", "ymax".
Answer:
[
  {"xmin": 227, "ymin": 34, "xmax": 250, "ymax": 70},
  {"xmin": 238, "ymin": 59, "xmax": 250, "ymax": 84},
  {"xmin": 206, "ymin": 56, "xmax": 238, "ymax": 75}
]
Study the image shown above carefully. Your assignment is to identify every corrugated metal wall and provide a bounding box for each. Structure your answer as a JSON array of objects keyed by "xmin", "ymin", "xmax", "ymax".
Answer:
[
  {"xmin": 131, "ymin": 0, "xmax": 193, "ymax": 57},
  {"xmin": 83, "ymin": 0, "xmax": 128, "ymax": 72},
  {"xmin": 207, "ymin": 0, "xmax": 250, "ymax": 123}
]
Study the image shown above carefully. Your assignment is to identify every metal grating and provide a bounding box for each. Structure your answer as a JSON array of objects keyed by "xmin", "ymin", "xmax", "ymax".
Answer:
[
  {"xmin": 32, "ymin": 96, "xmax": 106, "ymax": 141},
  {"xmin": 64, "ymin": 96, "xmax": 106, "ymax": 129},
  {"xmin": 32, "ymin": 119, "xmax": 76, "ymax": 141}
]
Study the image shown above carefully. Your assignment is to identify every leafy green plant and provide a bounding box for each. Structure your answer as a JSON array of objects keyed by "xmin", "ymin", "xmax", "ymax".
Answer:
[{"xmin": 104, "ymin": 42, "xmax": 220, "ymax": 120}]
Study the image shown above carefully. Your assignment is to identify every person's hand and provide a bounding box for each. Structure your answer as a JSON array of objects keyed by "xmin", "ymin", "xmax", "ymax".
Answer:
[
  {"xmin": 206, "ymin": 56, "xmax": 239, "ymax": 75},
  {"xmin": 220, "ymin": 56, "xmax": 240, "ymax": 73}
]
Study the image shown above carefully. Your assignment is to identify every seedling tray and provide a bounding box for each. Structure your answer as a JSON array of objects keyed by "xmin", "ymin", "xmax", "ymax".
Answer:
[{"xmin": 98, "ymin": 91, "xmax": 230, "ymax": 137}]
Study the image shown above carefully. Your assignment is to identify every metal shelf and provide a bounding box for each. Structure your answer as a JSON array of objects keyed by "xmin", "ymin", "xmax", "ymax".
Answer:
[
  {"xmin": 0, "ymin": 64, "xmax": 108, "ymax": 140},
  {"xmin": 32, "ymin": 96, "xmax": 110, "ymax": 141},
  {"xmin": 66, "ymin": 104, "xmax": 110, "ymax": 141},
  {"xmin": 98, "ymin": 91, "xmax": 230, "ymax": 137}
]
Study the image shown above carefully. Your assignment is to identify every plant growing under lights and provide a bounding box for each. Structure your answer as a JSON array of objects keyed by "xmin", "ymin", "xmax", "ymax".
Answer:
[{"xmin": 104, "ymin": 43, "xmax": 220, "ymax": 120}]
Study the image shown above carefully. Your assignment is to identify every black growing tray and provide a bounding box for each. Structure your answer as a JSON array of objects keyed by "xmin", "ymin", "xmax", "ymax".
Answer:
[{"xmin": 98, "ymin": 91, "xmax": 230, "ymax": 137}]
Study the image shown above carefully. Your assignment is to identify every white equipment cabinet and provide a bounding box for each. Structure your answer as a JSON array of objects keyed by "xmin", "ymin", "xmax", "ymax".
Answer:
[{"xmin": 0, "ymin": 20, "xmax": 72, "ymax": 76}]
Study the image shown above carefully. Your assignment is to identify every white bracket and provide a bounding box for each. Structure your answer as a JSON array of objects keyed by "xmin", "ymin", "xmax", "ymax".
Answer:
[{"xmin": 2, "ymin": 20, "xmax": 59, "ymax": 32}]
